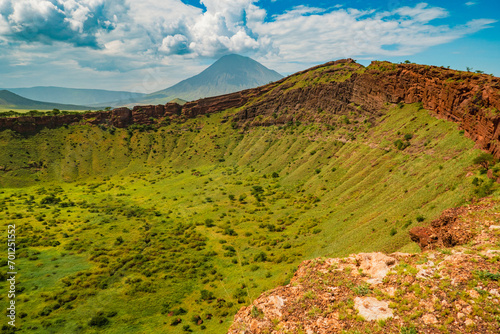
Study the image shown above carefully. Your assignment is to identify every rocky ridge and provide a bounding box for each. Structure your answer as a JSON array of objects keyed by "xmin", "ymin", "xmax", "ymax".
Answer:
[
  {"xmin": 228, "ymin": 197, "xmax": 500, "ymax": 334},
  {"xmin": 1, "ymin": 59, "xmax": 499, "ymax": 159}
]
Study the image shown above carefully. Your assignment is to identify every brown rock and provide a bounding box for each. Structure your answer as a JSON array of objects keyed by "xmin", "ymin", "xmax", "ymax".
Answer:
[
  {"xmin": 408, "ymin": 203, "xmax": 486, "ymax": 250},
  {"xmin": 409, "ymin": 226, "xmax": 434, "ymax": 248},
  {"xmin": 465, "ymin": 318, "xmax": 475, "ymax": 327},
  {"xmin": 468, "ymin": 289, "xmax": 480, "ymax": 299},
  {"xmin": 422, "ymin": 314, "xmax": 438, "ymax": 325},
  {"xmin": 355, "ymin": 252, "xmax": 397, "ymax": 284},
  {"xmin": 354, "ymin": 297, "xmax": 393, "ymax": 321}
]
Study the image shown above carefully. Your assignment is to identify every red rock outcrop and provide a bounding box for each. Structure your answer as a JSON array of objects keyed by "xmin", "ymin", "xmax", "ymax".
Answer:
[
  {"xmin": 231, "ymin": 60, "xmax": 500, "ymax": 158},
  {"xmin": 409, "ymin": 200, "xmax": 496, "ymax": 250},
  {"xmin": 181, "ymin": 83, "xmax": 277, "ymax": 118},
  {"xmin": 0, "ymin": 103, "xmax": 183, "ymax": 134},
  {"xmin": 352, "ymin": 62, "xmax": 500, "ymax": 157}
]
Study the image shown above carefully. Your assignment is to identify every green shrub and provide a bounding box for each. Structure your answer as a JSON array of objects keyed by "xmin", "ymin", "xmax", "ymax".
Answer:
[
  {"xmin": 171, "ymin": 307, "xmax": 187, "ymax": 316},
  {"xmin": 115, "ymin": 236, "xmax": 124, "ymax": 245},
  {"xmin": 473, "ymin": 153, "xmax": 495, "ymax": 169},
  {"xmin": 400, "ymin": 326, "xmax": 418, "ymax": 334},
  {"xmin": 233, "ymin": 288, "xmax": 248, "ymax": 301},
  {"xmin": 88, "ymin": 315, "xmax": 109, "ymax": 327},
  {"xmin": 251, "ymin": 306, "xmax": 263, "ymax": 318},
  {"xmin": 170, "ymin": 318, "xmax": 182, "ymax": 326},
  {"xmin": 251, "ymin": 186, "xmax": 264, "ymax": 196},
  {"xmin": 353, "ymin": 284, "xmax": 370, "ymax": 296},
  {"xmin": 254, "ymin": 252, "xmax": 267, "ymax": 262},
  {"xmin": 473, "ymin": 179, "xmax": 495, "ymax": 198},
  {"xmin": 200, "ymin": 289, "xmax": 215, "ymax": 301},
  {"xmin": 394, "ymin": 139, "xmax": 410, "ymax": 150},
  {"xmin": 475, "ymin": 270, "xmax": 500, "ymax": 281},
  {"xmin": 404, "ymin": 133, "xmax": 413, "ymax": 141},
  {"xmin": 40, "ymin": 195, "xmax": 61, "ymax": 205},
  {"xmin": 223, "ymin": 228, "xmax": 237, "ymax": 236}
]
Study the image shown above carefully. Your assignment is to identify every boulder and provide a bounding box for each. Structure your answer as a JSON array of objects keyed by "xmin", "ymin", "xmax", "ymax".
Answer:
[
  {"xmin": 354, "ymin": 297, "xmax": 393, "ymax": 321},
  {"xmin": 355, "ymin": 253, "xmax": 396, "ymax": 284}
]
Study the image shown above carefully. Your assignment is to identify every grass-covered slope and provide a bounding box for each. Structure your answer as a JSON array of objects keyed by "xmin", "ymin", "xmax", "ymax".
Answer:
[{"xmin": 0, "ymin": 104, "xmax": 496, "ymax": 334}]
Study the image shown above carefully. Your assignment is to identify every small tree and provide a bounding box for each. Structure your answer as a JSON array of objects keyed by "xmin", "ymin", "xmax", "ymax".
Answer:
[
  {"xmin": 200, "ymin": 289, "xmax": 215, "ymax": 301},
  {"xmin": 115, "ymin": 236, "xmax": 124, "ymax": 245},
  {"xmin": 204, "ymin": 219, "xmax": 215, "ymax": 227},
  {"xmin": 251, "ymin": 185, "xmax": 264, "ymax": 201},
  {"xmin": 251, "ymin": 186, "xmax": 264, "ymax": 196},
  {"xmin": 473, "ymin": 153, "xmax": 495, "ymax": 169},
  {"xmin": 88, "ymin": 315, "xmax": 109, "ymax": 327}
]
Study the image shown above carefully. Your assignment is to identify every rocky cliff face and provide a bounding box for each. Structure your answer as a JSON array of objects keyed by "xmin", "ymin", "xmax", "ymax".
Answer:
[
  {"xmin": 1, "ymin": 59, "xmax": 499, "ymax": 158},
  {"xmin": 0, "ymin": 103, "xmax": 182, "ymax": 133},
  {"xmin": 228, "ymin": 198, "xmax": 500, "ymax": 334},
  {"xmin": 230, "ymin": 59, "xmax": 500, "ymax": 158},
  {"xmin": 354, "ymin": 62, "xmax": 500, "ymax": 158}
]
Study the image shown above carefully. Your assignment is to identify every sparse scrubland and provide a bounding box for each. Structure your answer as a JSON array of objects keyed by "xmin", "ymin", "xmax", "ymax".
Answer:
[{"xmin": 1, "ymin": 100, "xmax": 498, "ymax": 333}]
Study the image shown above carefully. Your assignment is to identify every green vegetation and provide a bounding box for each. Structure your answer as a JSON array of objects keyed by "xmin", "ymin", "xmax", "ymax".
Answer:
[
  {"xmin": 473, "ymin": 152, "xmax": 496, "ymax": 169},
  {"xmin": 400, "ymin": 326, "xmax": 418, "ymax": 334},
  {"xmin": 280, "ymin": 61, "xmax": 363, "ymax": 92},
  {"xmin": 0, "ymin": 109, "xmax": 88, "ymax": 117},
  {"xmin": 0, "ymin": 103, "xmax": 495, "ymax": 333},
  {"xmin": 475, "ymin": 270, "xmax": 500, "ymax": 281}
]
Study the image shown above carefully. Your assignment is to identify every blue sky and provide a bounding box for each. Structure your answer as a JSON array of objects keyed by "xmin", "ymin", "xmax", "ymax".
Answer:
[{"xmin": 0, "ymin": 0, "xmax": 498, "ymax": 93}]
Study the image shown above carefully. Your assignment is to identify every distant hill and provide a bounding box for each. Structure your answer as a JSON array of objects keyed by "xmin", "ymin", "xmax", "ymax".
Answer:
[
  {"xmin": 138, "ymin": 54, "xmax": 283, "ymax": 105},
  {"xmin": 0, "ymin": 90, "xmax": 93, "ymax": 110},
  {"xmin": 4, "ymin": 87, "xmax": 145, "ymax": 107},
  {"xmin": 169, "ymin": 98, "xmax": 188, "ymax": 105}
]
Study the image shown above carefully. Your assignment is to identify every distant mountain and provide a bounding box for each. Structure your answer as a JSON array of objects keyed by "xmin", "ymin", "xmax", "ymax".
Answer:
[
  {"xmin": 0, "ymin": 90, "xmax": 93, "ymax": 110},
  {"xmin": 4, "ymin": 87, "xmax": 145, "ymax": 107},
  {"xmin": 138, "ymin": 54, "xmax": 283, "ymax": 105}
]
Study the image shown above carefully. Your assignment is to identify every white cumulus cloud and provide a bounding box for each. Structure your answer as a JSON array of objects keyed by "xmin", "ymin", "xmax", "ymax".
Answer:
[{"xmin": 0, "ymin": 0, "xmax": 496, "ymax": 91}]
